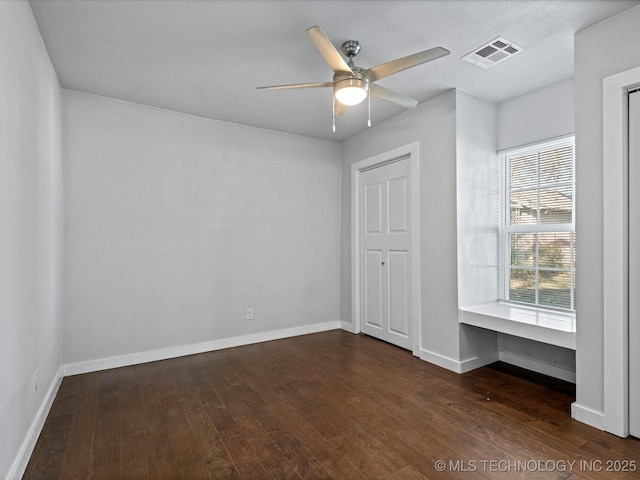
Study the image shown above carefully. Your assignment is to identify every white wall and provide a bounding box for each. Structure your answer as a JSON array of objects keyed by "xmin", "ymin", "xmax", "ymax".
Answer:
[
  {"xmin": 498, "ymin": 77, "xmax": 575, "ymax": 151},
  {"xmin": 574, "ymin": 5, "xmax": 640, "ymax": 424},
  {"xmin": 456, "ymin": 90, "xmax": 500, "ymax": 308},
  {"xmin": 0, "ymin": 2, "xmax": 63, "ymax": 478},
  {"xmin": 62, "ymin": 91, "xmax": 342, "ymax": 366}
]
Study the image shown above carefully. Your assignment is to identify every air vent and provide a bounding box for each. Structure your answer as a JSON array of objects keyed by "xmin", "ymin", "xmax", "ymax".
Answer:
[{"xmin": 462, "ymin": 36, "xmax": 524, "ymax": 69}]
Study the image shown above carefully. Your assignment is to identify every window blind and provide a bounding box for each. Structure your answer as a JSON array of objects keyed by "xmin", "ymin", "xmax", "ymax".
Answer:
[{"xmin": 503, "ymin": 137, "xmax": 575, "ymax": 310}]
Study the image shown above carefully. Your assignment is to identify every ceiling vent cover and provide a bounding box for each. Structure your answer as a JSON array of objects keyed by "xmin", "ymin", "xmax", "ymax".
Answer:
[{"xmin": 462, "ymin": 37, "xmax": 524, "ymax": 69}]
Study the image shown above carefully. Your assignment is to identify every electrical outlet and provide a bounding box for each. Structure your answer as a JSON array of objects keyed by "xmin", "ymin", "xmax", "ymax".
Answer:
[
  {"xmin": 34, "ymin": 369, "xmax": 38, "ymax": 392},
  {"xmin": 245, "ymin": 307, "xmax": 254, "ymax": 320}
]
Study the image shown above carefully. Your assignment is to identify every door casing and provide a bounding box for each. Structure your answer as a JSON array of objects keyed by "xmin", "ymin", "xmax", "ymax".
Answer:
[
  {"xmin": 602, "ymin": 65, "xmax": 640, "ymax": 437},
  {"xmin": 350, "ymin": 142, "xmax": 421, "ymax": 356}
]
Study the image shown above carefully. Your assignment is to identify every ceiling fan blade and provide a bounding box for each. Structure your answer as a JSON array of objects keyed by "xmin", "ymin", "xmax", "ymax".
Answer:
[
  {"xmin": 364, "ymin": 47, "xmax": 450, "ymax": 82},
  {"xmin": 257, "ymin": 81, "xmax": 333, "ymax": 91},
  {"xmin": 306, "ymin": 26, "xmax": 353, "ymax": 75},
  {"xmin": 370, "ymin": 83, "xmax": 418, "ymax": 109}
]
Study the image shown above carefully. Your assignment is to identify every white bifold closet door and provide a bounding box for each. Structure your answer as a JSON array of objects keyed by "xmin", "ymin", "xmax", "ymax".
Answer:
[
  {"xmin": 629, "ymin": 89, "xmax": 640, "ymax": 438},
  {"xmin": 359, "ymin": 156, "xmax": 412, "ymax": 350}
]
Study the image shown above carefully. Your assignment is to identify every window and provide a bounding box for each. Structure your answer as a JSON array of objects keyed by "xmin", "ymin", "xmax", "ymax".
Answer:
[{"xmin": 501, "ymin": 136, "xmax": 575, "ymax": 311}]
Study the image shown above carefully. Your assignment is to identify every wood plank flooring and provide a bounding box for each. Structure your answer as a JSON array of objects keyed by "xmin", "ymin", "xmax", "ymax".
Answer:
[{"xmin": 23, "ymin": 330, "xmax": 640, "ymax": 479}]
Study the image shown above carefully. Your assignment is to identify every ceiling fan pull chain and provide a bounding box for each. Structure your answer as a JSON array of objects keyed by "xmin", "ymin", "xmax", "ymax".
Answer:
[
  {"xmin": 368, "ymin": 88, "xmax": 372, "ymax": 127},
  {"xmin": 332, "ymin": 95, "xmax": 336, "ymax": 133}
]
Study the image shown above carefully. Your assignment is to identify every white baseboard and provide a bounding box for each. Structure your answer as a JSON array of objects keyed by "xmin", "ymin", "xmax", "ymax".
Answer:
[
  {"xmin": 64, "ymin": 321, "xmax": 341, "ymax": 376},
  {"xmin": 417, "ymin": 348, "xmax": 462, "ymax": 372},
  {"xmin": 415, "ymin": 347, "xmax": 577, "ymax": 382},
  {"xmin": 340, "ymin": 321, "xmax": 358, "ymax": 334},
  {"xmin": 8, "ymin": 365, "xmax": 64, "ymax": 480},
  {"xmin": 459, "ymin": 351, "xmax": 500, "ymax": 373},
  {"xmin": 417, "ymin": 348, "xmax": 499, "ymax": 373},
  {"xmin": 498, "ymin": 351, "xmax": 576, "ymax": 383},
  {"xmin": 571, "ymin": 402, "xmax": 604, "ymax": 431}
]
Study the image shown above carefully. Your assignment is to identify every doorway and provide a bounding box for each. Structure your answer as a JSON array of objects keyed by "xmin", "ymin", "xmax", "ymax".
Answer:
[
  {"xmin": 359, "ymin": 157, "xmax": 411, "ymax": 349},
  {"xmin": 602, "ymin": 65, "xmax": 640, "ymax": 437},
  {"xmin": 351, "ymin": 143, "xmax": 421, "ymax": 354},
  {"xmin": 629, "ymin": 88, "xmax": 640, "ymax": 438}
]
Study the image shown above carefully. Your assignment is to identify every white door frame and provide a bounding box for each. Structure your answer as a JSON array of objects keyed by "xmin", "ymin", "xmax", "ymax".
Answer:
[
  {"xmin": 603, "ymin": 65, "xmax": 640, "ymax": 437},
  {"xmin": 351, "ymin": 142, "xmax": 421, "ymax": 355}
]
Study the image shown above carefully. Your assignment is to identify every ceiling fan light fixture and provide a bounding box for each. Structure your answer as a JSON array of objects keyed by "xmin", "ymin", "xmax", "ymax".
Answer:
[
  {"xmin": 258, "ymin": 26, "xmax": 449, "ymax": 131},
  {"xmin": 334, "ymin": 77, "xmax": 368, "ymax": 106}
]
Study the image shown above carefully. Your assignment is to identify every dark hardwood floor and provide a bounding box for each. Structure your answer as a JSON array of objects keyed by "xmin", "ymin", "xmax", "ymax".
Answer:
[{"xmin": 23, "ymin": 330, "xmax": 640, "ymax": 479}]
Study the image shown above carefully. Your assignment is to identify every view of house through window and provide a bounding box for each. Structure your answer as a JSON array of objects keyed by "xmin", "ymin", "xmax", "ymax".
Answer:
[{"xmin": 502, "ymin": 136, "xmax": 575, "ymax": 310}]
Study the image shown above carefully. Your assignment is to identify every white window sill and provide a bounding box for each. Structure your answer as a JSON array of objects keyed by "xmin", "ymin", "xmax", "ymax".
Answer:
[{"xmin": 459, "ymin": 302, "xmax": 576, "ymax": 350}]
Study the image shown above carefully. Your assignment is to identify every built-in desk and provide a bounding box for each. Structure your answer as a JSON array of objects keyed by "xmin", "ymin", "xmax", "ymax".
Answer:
[{"xmin": 459, "ymin": 302, "xmax": 576, "ymax": 350}]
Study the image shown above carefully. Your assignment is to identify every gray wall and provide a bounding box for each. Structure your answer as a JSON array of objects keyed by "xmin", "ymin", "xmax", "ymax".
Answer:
[
  {"xmin": 498, "ymin": 77, "xmax": 575, "ymax": 151},
  {"xmin": 498, "ymin": 334, "xmax": 576, "ymax": 379},
  {"xmin": 0, "ymin": 2, "xmax": 63, "ymax": 478},
  {"xmin": 574, "ymin": 5, "xmax": 640, "ymax": 419},
  {"xmin": 456, "ymin": 90, "xmax": 500, "ymax": 309},
  {"xmin": 341, "ymin": 90, "xmax": 460, "ymax": 360},
  {"xmin": 62, "ymin": 91, "xmax": 342, "ymax": 365},
  {"xmin": 455, "ymin": 91, "xmax": 502, "ymax": 363}
]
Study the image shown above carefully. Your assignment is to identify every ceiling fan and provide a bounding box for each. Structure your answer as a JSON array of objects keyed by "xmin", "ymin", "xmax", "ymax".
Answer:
[{"xmin": 257, "ymin": 26, "xmax": 450, "ymax": 129}]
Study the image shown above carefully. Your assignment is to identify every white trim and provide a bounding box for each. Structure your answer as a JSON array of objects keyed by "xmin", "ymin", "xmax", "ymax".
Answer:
[
  {"xmin": 602, "ymin": 65, "xmax": 640, "ymax": 437},
  {"xmin": 501, "ymin": 136, "xmax": 576, "ymax": 310},
  {"xmin": 8, "ymin": 365, "xmax": 64, "ymax": 480},
  {"xmin": 498, "ymin": 133, "xmax": 576, "ymax": 155},
  {"xmin": 64, "ymin": 321, "xmax": 340, "ymax": 376},
  {"xmin": 419, "ymin": 348, "xmax": 577, "ymax": 379},
  {"xmin": 351, "ymin": 142, "xmax": 421, "ymax": 355},
  {"xmin": 418, "ymin": 348, "xmax": 499, "ymax": 374},
  {"xmin": 340, "ymin": 321, "xmax": 358, "ymax": 334},
  {"xmin": 498, "ymin": 351, "xmax": 576, "ymax": 383},
  {"xmin": 418, "ymin": 348, "xmax": 464, "ymax": 372},
  {"xmin": 460, "ymin": 351, "xmax": 501, "ymax": 373},
  {"xmin": 629, "ymin": 90, "xmax": 640, "ymax": 437},
  {"xmin": 571, "ymin": 403, "xmax": 605, "ymax": 431}
]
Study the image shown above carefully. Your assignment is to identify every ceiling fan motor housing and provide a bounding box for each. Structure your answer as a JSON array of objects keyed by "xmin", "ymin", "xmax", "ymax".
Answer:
[
  {"xmin": 333, "ymin": 68, "xmax": 369, "ymax": 86},
  {"xmin": 333, "ymin": 67, "xmax": 369, "ymax": 105}
]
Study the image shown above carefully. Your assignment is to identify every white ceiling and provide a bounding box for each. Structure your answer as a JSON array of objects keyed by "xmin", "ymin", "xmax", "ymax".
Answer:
[{"xmin": 30, "ymin": 0, "xmax": 640, "ymax": 142}]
